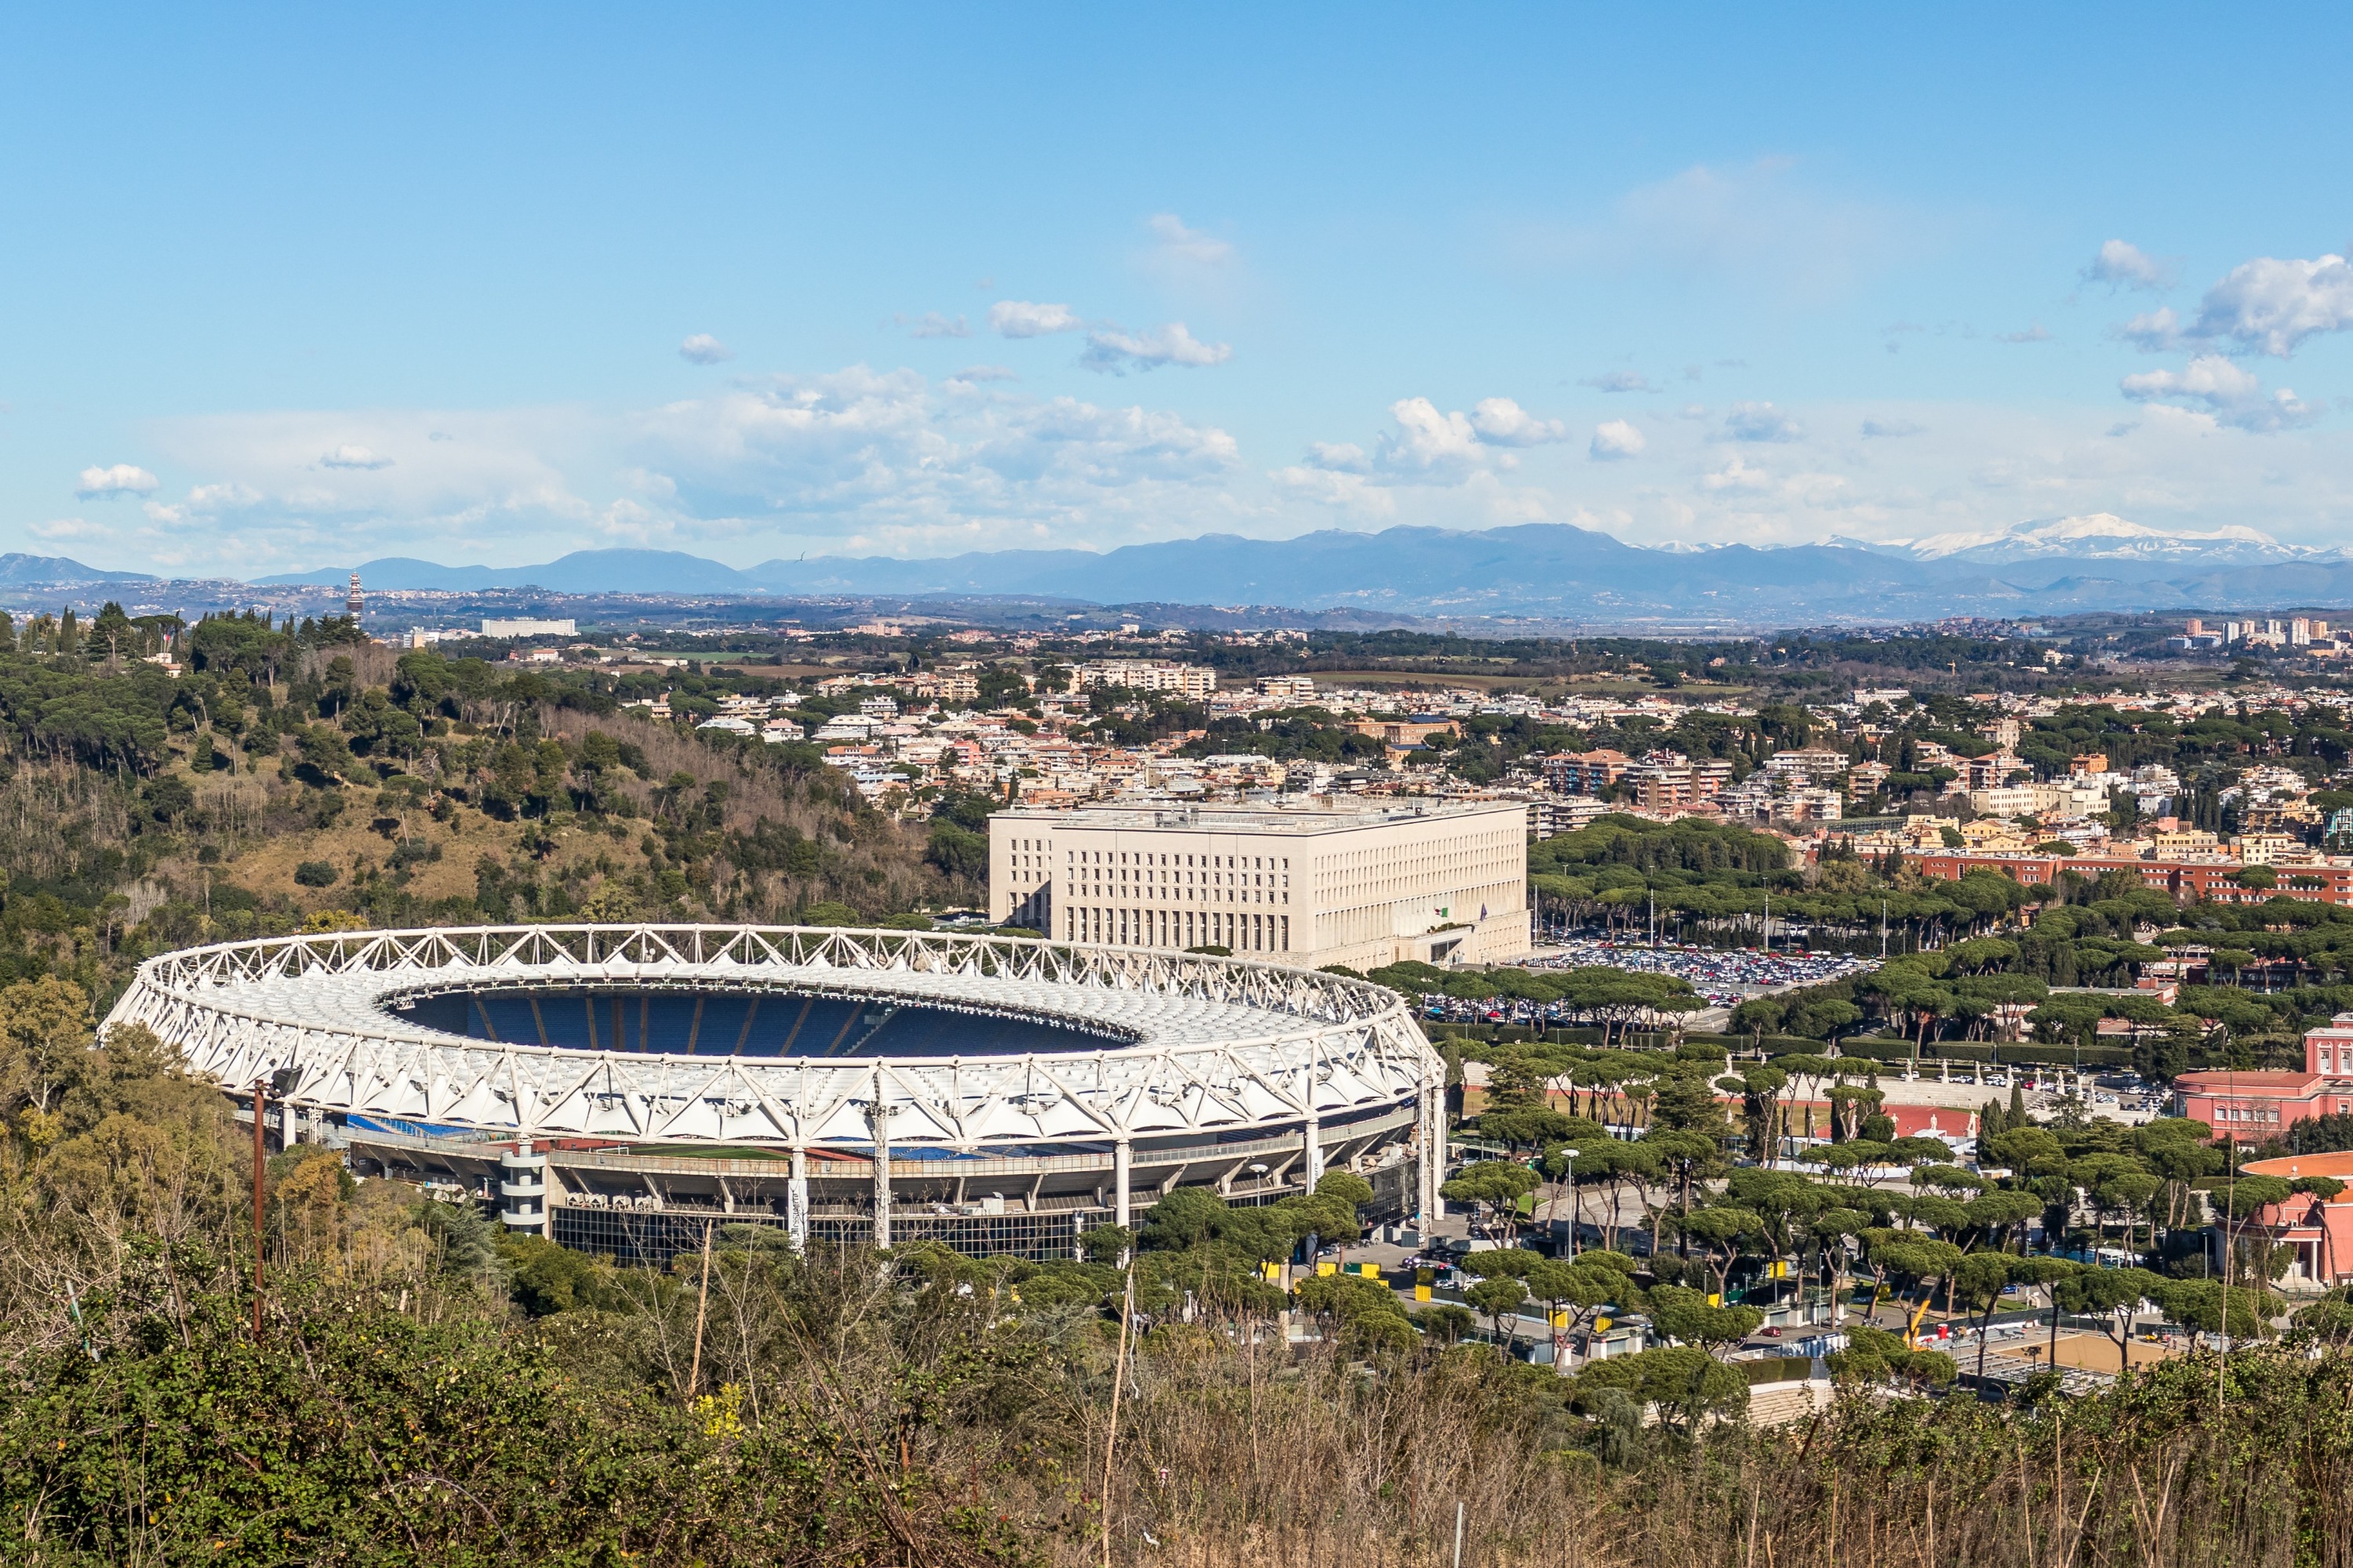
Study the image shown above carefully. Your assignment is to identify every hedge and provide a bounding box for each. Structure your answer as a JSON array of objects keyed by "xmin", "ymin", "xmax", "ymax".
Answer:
[
  {"xmin": 1742, "ymin": 1357, "xmax": 1817, "ymax": 1385},
  {"xmin": 1833, "ymin": 1038, "xmax": 1917, "ymax": 1064},
  {"xmin": 1922, "ymin": 1042, "xmax": 1998, "ymax": 1064},
  {"xmin": 1993, "ymin": 1043, "xmax": 2133, "ymax": 1068}
]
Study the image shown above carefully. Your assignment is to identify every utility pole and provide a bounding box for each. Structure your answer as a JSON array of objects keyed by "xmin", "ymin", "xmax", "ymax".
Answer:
[
  {"xmin": 1558, "ymin": 1147, "xmax": 1580, "ymax": 1257},
  {"xmin": 251, "ymin": 1079, "xmax": 267, "ymax": 1337},
  {"xmin": 1880, "ymin": 899, "xmax": 1889, "ymax": 959}
]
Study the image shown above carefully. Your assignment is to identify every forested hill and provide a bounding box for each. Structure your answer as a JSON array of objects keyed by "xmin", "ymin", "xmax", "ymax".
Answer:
[{"xmin": 0, "ymin": 606, "xmax": 987, "ymax": 1013}]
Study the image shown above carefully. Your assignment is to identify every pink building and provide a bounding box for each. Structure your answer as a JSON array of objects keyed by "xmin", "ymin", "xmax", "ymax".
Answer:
[
  {"xmin": 2173, "ymin": 1017, "xmax": 2353, "ymax": 1135},
  {"xmin": 2237, "ymin": 1150, "xmax": 2353, "ymax": 1289}
]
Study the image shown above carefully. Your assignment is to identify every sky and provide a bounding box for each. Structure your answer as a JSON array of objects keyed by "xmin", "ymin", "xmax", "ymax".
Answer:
[{"xmin": 6, "ymin": 4, "xmax": 2353, "ymax": 578}]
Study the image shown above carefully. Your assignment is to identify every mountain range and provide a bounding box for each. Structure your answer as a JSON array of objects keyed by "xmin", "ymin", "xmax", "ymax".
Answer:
[{"xmin": 16, "ymin": 514, "xmax": 2353, "ymax": 624}]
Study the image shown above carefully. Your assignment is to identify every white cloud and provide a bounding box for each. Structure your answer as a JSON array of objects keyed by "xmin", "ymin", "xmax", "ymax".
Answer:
[
  {"xmin": 2085, "ymin": 239, "xmax": 2175, "ymax": 291},
  {"xmin": 987, "ymin": 300, "xmax": 1086, "ymax": 338},
  {"xmin": 1860, "ymin": 418, "xmax": 1924, "ymax": 438},
  {"xmin": 1582, "ymin": 369, "xmax": 1658, "ymax": 393},
  {"xmin": 188, "ymin": 481, "xmax": 261, "ymax": 509},
  {"xmin": 2122, "ymin": 305, "xmax": 2181, "ymax": 351},
  {"xmin": 1722, "ymin": 402, "xmax": 1803, "ymax": 442},
  {"xmin": 29, "ymin": 518, "xmax": 107, "ymax": 542},
  {"xmin": 945, "ymin": 365, "xmax": 1017, "ymax": 383},
  {"xmin": 2184, "ymin": 253, "xmax": 2353, "ymax": 357},
  {"xmin": 1377, "ymin": 398, "xmax": 1486, "ymax": 476},
  {"xmin": 1269, "ymin": 465, "xmax": 1397, "ymax": 518},
  {"xmin": 1081, "ymin": 322, "xmax": 1233, "ymax": 373},
  {"xmin": 1147, "ymin": 213, "xmax": 1235, "ymax": 268},
  {"xmin": 1299, "ymin": 395, "xmax": 1576, "ymax": 482},
  {"xmin": 2118, "ymin": 355, "xmax": 2318, "ymax": 432},
  {"xmin": 1701, "ymin": 456, "xmax": 1773, "ymax": 492},
  {"xmin": 1589, "ymin": 420, "xmax": 1646, "ymax": 460},
  {"xmin": 903, "ymin": 312, "xmax": 970, "ymax": 340},
  {"xmin": 137, "ymin": 369, "xmax": 1256, "ymax": 569},
  {"xmin": 75, "ymin": 463, "xmax": 158, "ymax": 497},
  {"xmin": 1304, "ymin": 441, "xmax": 1371, "ymax": 473},
  {"xmin": 321, "ymin": 444, "xmax": 393, "ymax": 469},
  {"xmin": 678, "ymin": 334, "xmax": 734, "ymax": 365},
  {"xmin": 1467, "ymin": 398, "xmax": 1569, "ymax": 446},
  {"xmin": 1995, "ymin": 324, "xmax": 2052, "ymax": 344}
]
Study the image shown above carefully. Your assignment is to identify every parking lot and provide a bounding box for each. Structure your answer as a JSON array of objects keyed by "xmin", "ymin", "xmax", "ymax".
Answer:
[{"xmin": 1527, "ymin": 940, "xmax": 1878, "ymax": 1005}]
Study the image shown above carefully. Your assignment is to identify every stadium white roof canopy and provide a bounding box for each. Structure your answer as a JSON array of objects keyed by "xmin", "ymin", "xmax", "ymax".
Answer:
[{"xmin": 106, "ymin": 925, "xmax": 1441, "ymax": 1152}]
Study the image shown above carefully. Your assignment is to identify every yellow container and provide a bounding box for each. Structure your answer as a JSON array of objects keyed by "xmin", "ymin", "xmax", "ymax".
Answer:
[{"xmin": 1414, "ymin": 1285, "xmax": 1432, "ymax": 1303}]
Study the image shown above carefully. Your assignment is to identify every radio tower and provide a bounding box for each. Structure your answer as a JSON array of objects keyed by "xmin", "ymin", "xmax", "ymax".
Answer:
[{"xmin": 346, "ymin": 572, "xmax": 364, "ymax": 621}]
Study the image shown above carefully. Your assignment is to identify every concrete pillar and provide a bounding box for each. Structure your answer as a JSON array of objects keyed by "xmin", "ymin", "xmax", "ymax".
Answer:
[
  {"xmin": 788, "ymin": 1147, "xmax": 809, "ymax": 1252},
  {"xmin": 1421, "ymin": 1079, "xmax": 1449, "ymax": 1221},
  {"xmin": 871, "ymin": 1069, "xmax": 893, "ymax": 1249},
  {"xmin": 1114, "ymin": 1139, "xmax": 1133, "ymax": 1229},
  {"xmin": 1304, "ymin": 1115, "xmax": 1324, "ymax": 1191}
]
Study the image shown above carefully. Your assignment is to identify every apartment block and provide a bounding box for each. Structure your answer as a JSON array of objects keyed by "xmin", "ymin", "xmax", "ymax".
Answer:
[
  {"xmin": 1073, "ymin": 660, "xmax": 1218, "ymax": 699},
  {"xmin": 1543, "ymin": 749, "xmax": 1631, "ymax": 795}
]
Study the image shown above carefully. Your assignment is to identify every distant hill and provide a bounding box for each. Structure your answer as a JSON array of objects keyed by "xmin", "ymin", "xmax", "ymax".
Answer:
[
  {"xmin": 0, "ymin": 553, "xmax": 157, "ymax": 586},
  {"xmin": 256, "ymin": 550, "xmax": 757, "ymax": 594},
  {"xmin": 232, "ymin": 519, "xmax": 2353, "ymax": 620}
]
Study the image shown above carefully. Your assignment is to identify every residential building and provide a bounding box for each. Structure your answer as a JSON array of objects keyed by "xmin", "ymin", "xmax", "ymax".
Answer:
[
  {"xmin": 1351, "ymin": 715, "xmax": 1462, "ymax": 746},
  {"xmin": 1967, "ymin": 785, "xmax": 2038, "ymax": 819},
  {"xmin": 1543, "ymin": 749, "xmax": 1631, "ymax": 795},
  {"xmin": 481, "ymin": 617, "xmax": 578, "ymax": 638},
  {"xmin": 1764, "ymin": 748, "xmax": 1849, "ymax": 782},
  {"xmin": 987, "ymin": 800, "xmax": 1530, "ymax": 970},
  {"xmin": 1527, "ymin": 794, "xmax": 1609, "ymax": 839},
  {"xmin": 1074, "ymin": 660, "xmax": 1217, "ymax": 698}
]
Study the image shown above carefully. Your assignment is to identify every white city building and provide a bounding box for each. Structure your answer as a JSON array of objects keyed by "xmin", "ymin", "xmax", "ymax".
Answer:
[
  {"xmin": 989, "ymin": 801, "xmax": 1529, "ymax": 970},
  {"xmin": 1071, "ymin": 660, "xmax": 1217, "ymax": 699},
  {"xmin": 481, "ymin": 617, "xmax": 579, "ymax": 638}
]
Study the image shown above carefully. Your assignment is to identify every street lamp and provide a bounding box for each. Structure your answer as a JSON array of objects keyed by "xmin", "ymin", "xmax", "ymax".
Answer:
[{"xmin": 1558, "ymin": 1147, "xmax": 1580, "ymax": 1257}]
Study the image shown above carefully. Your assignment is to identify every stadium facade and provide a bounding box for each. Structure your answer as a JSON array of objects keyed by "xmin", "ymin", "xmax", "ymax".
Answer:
[{"xmin": 105, "ymin": 924, "xmax": 1446, "ymax": 1262}]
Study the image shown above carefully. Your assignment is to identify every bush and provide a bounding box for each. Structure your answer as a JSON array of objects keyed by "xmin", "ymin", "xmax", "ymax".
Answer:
[{"xmin": 293, "ymin": 860, "xmax": 338, "ymax": 888}]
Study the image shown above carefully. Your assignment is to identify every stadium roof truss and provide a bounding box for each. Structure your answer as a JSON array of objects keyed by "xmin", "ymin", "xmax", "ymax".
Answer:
[{"xmin": 104, "ymin": 925, "xmax": 1443, "ymax": 1151}]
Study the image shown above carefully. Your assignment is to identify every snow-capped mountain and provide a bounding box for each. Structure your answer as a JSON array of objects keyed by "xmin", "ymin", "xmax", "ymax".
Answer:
[{"xmin": 1893, "ymin": 514, "xmax": 2318, "ymax": 565}]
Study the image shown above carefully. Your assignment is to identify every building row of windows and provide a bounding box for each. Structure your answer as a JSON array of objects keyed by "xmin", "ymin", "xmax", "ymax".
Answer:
[{"xmin": 1067, "ymin": 904, "xmax": 1289, "ymax": 953}]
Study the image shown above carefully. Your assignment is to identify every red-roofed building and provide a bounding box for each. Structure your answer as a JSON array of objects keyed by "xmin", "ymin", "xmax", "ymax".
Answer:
[
  {"xmin": 1910, "ymin": 850, "xmax": 2353, "ymax": 906},
  {"xmin": 2171, "ymin": 1070, "xmax": 2338, "ymax": 1134},
  {"xmin": 2172, "ymin": 1016, "xmax": 2353, "ymax": 1134}
]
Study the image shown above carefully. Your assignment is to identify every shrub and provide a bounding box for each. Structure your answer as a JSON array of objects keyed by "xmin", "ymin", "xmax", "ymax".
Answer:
[{"xmin": 293, "ymin": 860, "xmax": 338, "ymax": 888}]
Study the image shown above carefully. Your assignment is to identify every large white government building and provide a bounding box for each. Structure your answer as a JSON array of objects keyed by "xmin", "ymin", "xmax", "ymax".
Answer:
[{"xmin": 990, "ymin": 801, "xmax": 1530, "ymax": 971}]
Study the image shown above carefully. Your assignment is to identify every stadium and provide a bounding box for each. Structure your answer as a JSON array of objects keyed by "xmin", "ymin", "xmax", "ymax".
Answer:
[{"xmin": 104, "ymin": 924, "xmax": 1447, "ymax": 1261}]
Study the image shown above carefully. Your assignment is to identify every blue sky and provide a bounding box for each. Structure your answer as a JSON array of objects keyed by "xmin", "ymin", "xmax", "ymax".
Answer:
[{"xmin": 6, "ymin": 4, "xmax": 2353, "ymax": 577}]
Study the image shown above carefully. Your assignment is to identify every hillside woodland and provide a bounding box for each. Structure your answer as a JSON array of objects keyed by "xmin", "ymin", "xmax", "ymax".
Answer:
[{"xmin": 0, "ymin": 609, "xmax": 989, "ymax": 1015}]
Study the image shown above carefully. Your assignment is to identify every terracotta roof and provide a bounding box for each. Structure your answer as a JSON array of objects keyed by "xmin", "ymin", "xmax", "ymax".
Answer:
[
  {"xmin": 2246, "ymin": 1151, "xmax": 2353, "ymax": 1181},
  {"xmin": 2173, "ymin": 1071, "xmax": 2324, "ymax": 1092}
]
